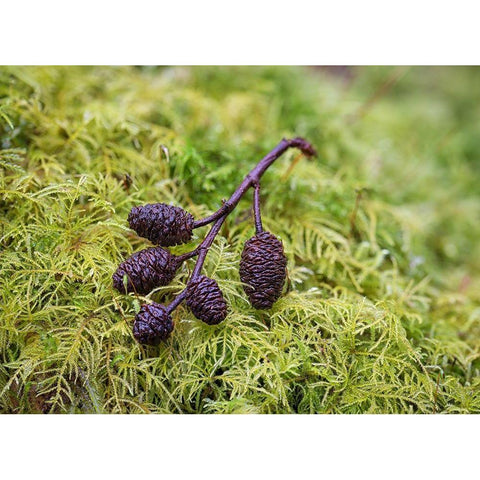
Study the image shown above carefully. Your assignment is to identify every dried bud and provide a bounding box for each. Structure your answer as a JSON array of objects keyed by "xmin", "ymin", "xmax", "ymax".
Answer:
[
  {"xmin": 133, "ymin": 303, "xmax": 174, "ymax": 345},
  {"xmin": 112, "ymin": 247, "xmax": 178, "ymax": 294},
  {"xmin": 239, "ymin": 231, "xmax": 287, "ymax": 309},
  {"xmin": 186, "ymin": 275, "xmax": 228, "ymax": 325},
  {"xmin": 128, "ymin": 203, "xmax": 194, "ymax": 246}
]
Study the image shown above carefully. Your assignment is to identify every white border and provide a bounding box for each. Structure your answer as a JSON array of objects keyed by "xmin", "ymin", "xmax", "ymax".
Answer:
[
  {"xmin": 1, "ymin": 415, "xmax": 478, "ymax": 479},
  {"xmin": 1, "ymin": 1, "xmax": 478, "ymax": 64}
]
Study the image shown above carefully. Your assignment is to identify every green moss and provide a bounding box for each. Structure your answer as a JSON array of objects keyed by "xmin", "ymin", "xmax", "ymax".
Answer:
[{"xmin": 0, "ymin": 66, "xmax": 479, "ymax": 413}]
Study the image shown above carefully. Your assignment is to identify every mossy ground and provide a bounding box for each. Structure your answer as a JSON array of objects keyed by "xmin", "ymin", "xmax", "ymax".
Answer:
[{"xmin": 0, "ymin": 66, "xmax": 479, "ymax": 413}]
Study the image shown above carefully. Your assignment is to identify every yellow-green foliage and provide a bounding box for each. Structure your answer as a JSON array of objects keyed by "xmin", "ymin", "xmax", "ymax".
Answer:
[{"xmin": 0, "ymin": 66, "xmax": 479, "ymax": 413}]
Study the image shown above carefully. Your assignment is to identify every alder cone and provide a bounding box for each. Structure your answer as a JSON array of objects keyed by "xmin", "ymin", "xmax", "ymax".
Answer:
[
  {"xmin": 133, "ymin": 303, "xmax": 174, "ymax": 345},
  {"xmin": 112, "ymin": 247, "xmax": 178, "ymax": 294},
  {"xmin": 239, "ymin": 231, "xmax": 287, "ymax": 309},
  {"xmin": 128, "ymin": 203, "xmax": 194, "ymax": 246},
  {"xmin": 186, "ymin": 275, "xmax": 228, "ymax": 325}
]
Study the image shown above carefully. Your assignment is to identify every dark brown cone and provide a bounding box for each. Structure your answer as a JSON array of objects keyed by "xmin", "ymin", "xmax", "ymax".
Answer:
[
  {"xmin": 133, "ymin": 303, "xmax": 174, "ymax": 345},
  {"xmin": 239, "ymin": 231, "xmax": 287, "ymax": 309},
  {"xmin": 112, "ymin": 247, "xmax": 178, "ymax": 294},
  {"xmin": 128, "ymin": 203, "xmax": 194, "ymax": 246},
  {"xmin": 186, "ymin": 275, "xmax": 228, "ymax": 325}
]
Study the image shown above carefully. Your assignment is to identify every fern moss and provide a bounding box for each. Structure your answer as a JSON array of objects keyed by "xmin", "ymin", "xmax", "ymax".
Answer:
[{"xmin": 1, "ymin": 66, "xmax": 479, "ymax": 413}]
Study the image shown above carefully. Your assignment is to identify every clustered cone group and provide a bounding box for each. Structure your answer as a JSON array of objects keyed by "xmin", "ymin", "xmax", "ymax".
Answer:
[{"xmin": 112, "ymin": 137, "xmax": 316, "ymax": 346}]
